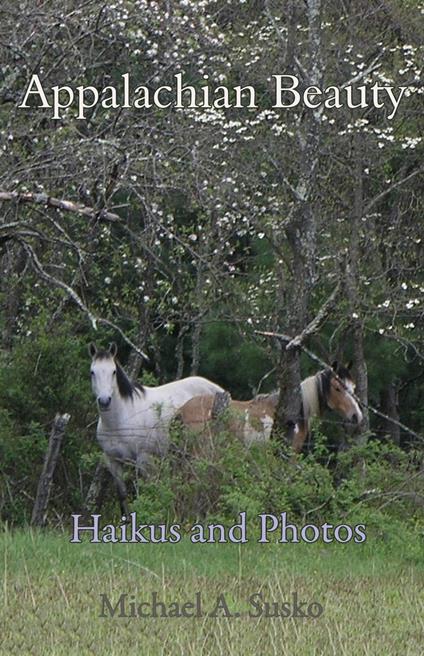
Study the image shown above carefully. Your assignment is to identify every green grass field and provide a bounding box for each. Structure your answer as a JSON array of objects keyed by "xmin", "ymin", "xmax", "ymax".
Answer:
[{"xmin": 1, "ymin": 525, "xmax": 423, "ymax": 655}]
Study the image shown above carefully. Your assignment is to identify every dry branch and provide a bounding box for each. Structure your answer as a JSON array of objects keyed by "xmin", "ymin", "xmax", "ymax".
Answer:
[
  {"xmin": 0, "ymin": 191, "xmax": 122, "ymax": 223},
  {"xmin": 19, "ymin": 240, "xmax": 149, "ymax": 361},
  {"xmin": 286, "ymin": 283, "xmax": 341, "ymax": 350}
]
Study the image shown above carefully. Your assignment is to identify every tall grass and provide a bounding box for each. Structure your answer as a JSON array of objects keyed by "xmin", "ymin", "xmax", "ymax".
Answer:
[{"xmin": 1, "ymin": 527, "xmax": 423, "ymax": 655}]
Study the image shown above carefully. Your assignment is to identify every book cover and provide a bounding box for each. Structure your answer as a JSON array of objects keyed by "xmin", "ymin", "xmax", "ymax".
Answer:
[{"xmin": 0, "ymin": 1, "xmax": 422, "ymax": 654}]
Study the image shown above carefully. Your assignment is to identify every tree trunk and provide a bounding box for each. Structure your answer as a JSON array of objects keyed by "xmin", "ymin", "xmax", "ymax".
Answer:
[
  {"xmin": 380, "ymin": 381, "xmax": 400, "ymax": 444},
  {"xmin": 271, "ymin": 0, "xmax": 322, "ymax": 443},
  {"xmin": 127, "ymin": 247, "xmax": 158, "ymax": 381},
  {"xmin": 0, "ymin": 245, "xmax": 26, "ymax": 350},
  {"xmin": 190, "ymin": 265, "xmax": 206, "ymax": 376},
  {"xmin": 345, "ymin": 138, "xmax": 370, "ymax": 439},
  {"xmin": 190, "ymin": 320, "xmax": 202, "ymax": 375},
  {"xmin": 127, "ymin": 315, "xmax": 149, "ymax": 381},
  {"xmin": 175, "ymin": 324, "xmax": 190, "ymax": 379}
]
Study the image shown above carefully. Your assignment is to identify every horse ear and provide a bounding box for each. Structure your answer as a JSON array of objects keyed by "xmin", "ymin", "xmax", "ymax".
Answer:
[
  {"xmin": 88, "ymin": 342, "xmax": 97, "ymax": 358},
  {"xmin": 331, "ymin": 360, "xmax": 338, "ymax": 371},
  {"xmin": 108, "ymin": 342, "xmax": 118, "ymax": 358},
  {"xmin": 346, "ymin": 360, "xmax": 353, "ymax": 370}
]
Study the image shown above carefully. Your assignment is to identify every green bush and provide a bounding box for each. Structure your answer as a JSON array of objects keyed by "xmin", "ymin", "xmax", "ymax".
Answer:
[
  {"xmin": 0, "ymin": 331, "xmax": 96, "ymax": 524},
  {"xmin": 125, "ymin": 426, "xmax": 424, "ymax": 538}
]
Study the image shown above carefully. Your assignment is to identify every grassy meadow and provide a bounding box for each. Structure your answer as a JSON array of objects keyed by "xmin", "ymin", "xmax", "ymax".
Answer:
[{"xmin": 1, "ymin": 525, "xmax": 423, "ymax": 655}]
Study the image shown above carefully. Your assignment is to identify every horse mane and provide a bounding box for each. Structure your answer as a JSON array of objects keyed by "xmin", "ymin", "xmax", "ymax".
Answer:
[
  {"xmin": 318, "ymin": 369, "xmax": 332, "ymax": 412},
  {"xmin": 255, "ymin": 368, "xmax": 351, "ymax": 424},
  {"xmin": 116, "ymin": 362, "xmax": 144, "ymax": 399},
  {"xmin": 94, "ymin": 351, "xmax": 144, "ymax": 399},
  {"xmin": 301, "ymin": 375, "xmax": 321, "ymax": 422}
]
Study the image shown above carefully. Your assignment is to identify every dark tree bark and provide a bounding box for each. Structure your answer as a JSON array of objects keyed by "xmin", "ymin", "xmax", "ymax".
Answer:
[
  {"xmin": 127, "ymin": 228, "xmax": 158, "ymax": 381},
  {"xmin": 127, "ymin": 311, "xmax": 150, "ymax": 381},
  {"xmin": 1, "ymin": 245, "xmax": 26, "ymax": 350},
  {"xmin": 175, "ymin": 324, "xmax": 190, "ymax": 379},
  {"xmin": 190, "ymin": 265, "xmax": 206, "ymax": 376},
  {"xmin": 380, "ymin": 381, "xmax": 400, "ymax": 444},
  {"xmin": 190, "ymin": 319, "xmax": 202, "ymax": 376},
  {"xmin": 272, "ymin": 0, "xmax": 323, "ymax": 442},
  {"xmin": 345, "ymin": 139, "xmax": 370, "ymax": 439}
]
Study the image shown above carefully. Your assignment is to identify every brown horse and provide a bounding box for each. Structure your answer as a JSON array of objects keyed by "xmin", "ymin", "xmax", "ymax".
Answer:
[
  {"xmin": 292, "ymin": 362, "xmax": 363, "ymax": 452},
  {"xmin": 175, "ymin": 391, "xmax": 277, "ymax": 446},
  {"xmin": 175, "ymin": 362, "xmax": 363, "ymax": 453}
]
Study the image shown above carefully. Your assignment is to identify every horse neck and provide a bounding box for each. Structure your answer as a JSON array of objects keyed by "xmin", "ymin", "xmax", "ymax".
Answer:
[{"xmin": 301, "ymin": 375, "xmax": 321, "ymax": 424}]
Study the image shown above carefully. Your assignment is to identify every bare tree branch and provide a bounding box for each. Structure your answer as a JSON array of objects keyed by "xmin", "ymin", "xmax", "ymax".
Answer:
[
  {"xmin": 19, "ymin": 240, "xmax": 149, "ymax": 361},
  {"xmin": 341, "ymin": 54, "xmax": 383, "ymax": 89},
  {"xmin": 286, "ymin": 282, "xmax": 341, "ymax": 350},
  {"xmin": 0, "ymin": 191, "xmax": 123, "ymax": 223},
  {"xmin": 364, "ymin": 168, "xmax": 423, "ymax": 214}
]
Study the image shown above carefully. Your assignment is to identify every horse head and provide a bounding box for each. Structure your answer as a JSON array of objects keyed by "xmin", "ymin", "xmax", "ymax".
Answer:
[
  {"xmin": 89, "ymin": 342, "xmax": 118, "ymax": 411},
  {"xmin": 323, "ymin": 361, "xmax": 363, "ymax": 427}
]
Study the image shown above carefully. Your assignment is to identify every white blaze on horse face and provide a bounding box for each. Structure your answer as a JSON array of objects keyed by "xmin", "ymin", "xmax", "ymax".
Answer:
[
  {"xmin": 350, "ymin": 393, "xmax": 363, "ymax": 424},
  {"xmin": 91, "ymin": 357, "xmax": 117, "ymax": 407},
  {"xmin": 339, "ymin": 378, "xmax": 363, "ymax": 425},
  {"xmin": 342, "ymin": 378, "xmax": 363, "ymax": 424},
  {"xmin": 345, "ymin": 380, "xmax": 355, "ymax": 394}
]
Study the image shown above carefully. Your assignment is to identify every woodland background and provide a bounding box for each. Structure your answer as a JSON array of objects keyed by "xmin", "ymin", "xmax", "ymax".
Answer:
[{"xmin": 0, "ymin": 0, "xmax": 423, "ymax": 526}]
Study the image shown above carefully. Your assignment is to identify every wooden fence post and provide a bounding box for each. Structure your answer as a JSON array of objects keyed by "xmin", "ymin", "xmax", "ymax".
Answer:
[{"xmin": 31, "ymin": 413, "xmax": 70, "ymax": 527}]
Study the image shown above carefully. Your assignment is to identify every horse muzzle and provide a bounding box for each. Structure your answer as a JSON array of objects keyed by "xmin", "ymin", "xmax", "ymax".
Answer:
[
  {"xmin": 349, "ymin": 410, "xmax": 363, "ymax": 427},
  {"xmin": 97, "ymin": 396, "xmax": 112, "ymax": 411}
]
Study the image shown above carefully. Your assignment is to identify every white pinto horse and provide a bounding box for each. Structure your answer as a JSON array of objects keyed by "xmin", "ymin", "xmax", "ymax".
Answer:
[{"xmin": 89, "ymin": 342, "xmax": 224, "ymax": 516}]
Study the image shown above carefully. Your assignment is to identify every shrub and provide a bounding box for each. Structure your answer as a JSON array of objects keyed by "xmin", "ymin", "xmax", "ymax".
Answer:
[
  {"xmin": 127, "ymin": 427, "xmax": 424, "ymax": 534},
  {"xmin": 0, "ymin": 331, "xmax": 96, "ymax": 524}
]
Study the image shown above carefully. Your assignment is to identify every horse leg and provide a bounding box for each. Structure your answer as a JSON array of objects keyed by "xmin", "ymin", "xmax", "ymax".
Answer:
[
  {"xmin": 136, "ymin": 452, "xmax": 154, "ymax": 481},
  {"xmin": 105, "ymin": 456, "xmax": 130, "ymax": 519}
]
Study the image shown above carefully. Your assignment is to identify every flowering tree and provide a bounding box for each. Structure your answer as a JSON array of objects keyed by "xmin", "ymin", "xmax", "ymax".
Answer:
[{"xmin": 0, "ymin": 0, "xmax": 423, "ymax": 442}]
